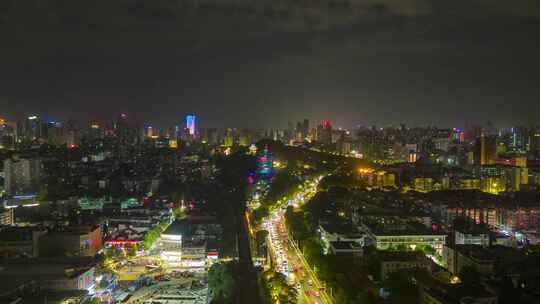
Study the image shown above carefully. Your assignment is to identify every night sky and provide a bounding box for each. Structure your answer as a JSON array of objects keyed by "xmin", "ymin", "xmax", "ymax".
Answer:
[{"xmin": 1, "ymin": 0, "xmax": 539, "ymax": 128}]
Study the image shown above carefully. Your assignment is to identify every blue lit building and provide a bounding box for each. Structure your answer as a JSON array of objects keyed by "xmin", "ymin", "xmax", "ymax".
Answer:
[{"xmin": 186, "ymin": 114, "xmax": 196, "ymax": 136}]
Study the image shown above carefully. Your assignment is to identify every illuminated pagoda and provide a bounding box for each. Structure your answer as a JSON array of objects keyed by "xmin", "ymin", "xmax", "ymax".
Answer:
[{"xmin": 257, "ymin": 145, "xmax": 273, "ymax": 178}]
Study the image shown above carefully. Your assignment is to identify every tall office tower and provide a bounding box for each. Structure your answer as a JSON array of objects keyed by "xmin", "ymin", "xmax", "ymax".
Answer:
[
  {"xmin": 474, "ymin": 135, "xmax": 498, "ymax": 165},
  {"xmin": 145, "ymin": 126, "xmax": 154, "ymax": 138},
  {"xmin": 509, "ymin": 126, "xmax": 528, "ymax": 152},
  {"xmin": 531, "ymin": 132, "xmax": 540, "ymax": 154},
  {"xmin": 317, "ymin": 119, "xmax": 332, "ymax": 144},
  {"xmin": 114, "ymin": 113, "xmax": 129, "ymax": 144},
  {"xmin": 4, "ymin": 157, "xmax": 42, "ymax": 195},
  {"xmin": 114, "ymin": 113, "xmax": 140, "ymax": 147},
  {"xmin": 86, "ymin": 123, "xmax": 104, "ymax": 141},
  {"xmin": 0, "ymin": 118, "xmax": 15, "ymax": 149},
  {"xmin": 302, "ymin": 119, "xmax": 309, "ymax": 138},
  {"xmin": 16, "ymin": 115, "xmax": 44, "ymax": 146},
  {"xmin": 186, "ymin": 114, "xmax": 196, "ymax": 136},
  {"xmin": 44, "ymin": 121, "xmax": 65, "ymax": 145}
]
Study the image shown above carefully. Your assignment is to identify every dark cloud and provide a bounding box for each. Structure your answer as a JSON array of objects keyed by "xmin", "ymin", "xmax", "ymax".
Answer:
[{"xmin": 1, "ymin": 0, "xmax": 539, "ymax": 128}]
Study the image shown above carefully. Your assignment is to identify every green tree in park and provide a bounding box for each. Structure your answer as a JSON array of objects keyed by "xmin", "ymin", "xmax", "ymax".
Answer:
[
  {"xmin": 208, "ymin": 262, "xmax": 236, "ymax": 303},
  {"xmin": 262, "ymin": 271, "xmax": 297, "ymax": 304}
]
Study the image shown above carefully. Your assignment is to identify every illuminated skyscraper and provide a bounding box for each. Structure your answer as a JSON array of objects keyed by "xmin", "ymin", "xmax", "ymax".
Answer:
[
  {"xmin": 186, "ymin": 114, "xmax": 196, "ymax": 136},
  {"xmin": 145, "ymin": 126, "xmax": 154, "ymax": 138}
]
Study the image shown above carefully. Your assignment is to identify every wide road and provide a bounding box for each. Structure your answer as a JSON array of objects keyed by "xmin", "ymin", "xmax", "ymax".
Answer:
[{"xmin": 263, "ymin": 175, "xmax": 333, "ymax": 304}]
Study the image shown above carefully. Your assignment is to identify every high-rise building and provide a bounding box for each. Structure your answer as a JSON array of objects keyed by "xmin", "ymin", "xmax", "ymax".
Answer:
[
  {"xmin": 0, "ymin": 118, "xmax": 15, "ymax": 149},
  {"xmin": 186, "ymin": 114, "xmax": 196, "ymax": 136},
  {"xmin": 145, "ymin": 126, "xmax": 154, "ymax": 138},
  {"xmin": 64, "ymin": 121, "xmax": 80, "ymax": 148},
  {"xmin": 4, "ymin": 157, "xmax": 42, "ymax": 196},
  {"xmin": 510, "ymin": 127, "xmax": 528, "ymax": 152},
  {"xmin": 531, "ymin": 132, "xmax": 540, "ymax": 154},
  {"xmin": 85, "ymin": 123, "xmax": 104, "ymax": 141},
  {"xmin": 114, "ymin": 113, "xmax": 137, "ymax": 146},
  {"xmin": 316, "ymin": 119, "xmax": 332, "ymax": 144},
  {"xmin": 474, "ymin": 135, "xmax": 498, "ymax": 166},
  {"xmin": 44, "ymin": 121, "xmax": 64, "ymax": 145},
  {"xmin": 295, "ymin": 119, "xmax": 310, "ymax": 141},
  {"xmin": 302, "ymin": 119, "xmax": 309, "ymax": 138},
  {"xmin": 16, "ymin": 115, "xmax": 44, "ymax": 146}
]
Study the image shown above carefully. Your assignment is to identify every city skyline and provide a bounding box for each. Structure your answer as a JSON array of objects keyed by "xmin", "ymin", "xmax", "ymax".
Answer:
[{"xmin": 1, "ymin": 112, "xmax": 539, "ymax": 131}]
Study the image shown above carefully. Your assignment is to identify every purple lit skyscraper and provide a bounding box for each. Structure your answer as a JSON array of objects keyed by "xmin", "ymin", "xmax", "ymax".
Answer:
[{"xmin": 186, "ymin": 114, "xmax": 196, "ymax": 136}]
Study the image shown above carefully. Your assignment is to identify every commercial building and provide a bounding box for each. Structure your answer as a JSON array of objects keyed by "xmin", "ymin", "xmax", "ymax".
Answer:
[
  {"xmin": 361, "ymin": 218, "xmax": 446, "ymax": 255},
  {"xmin": 160, "ymin": 227, "xmax": 182, "ymax": 265},
  {"xmin": 455, "ymin": 227, "xmax": 490, "ymax": 247},
  {"xmin": 159, "ymin": 216, "xmax": 222, "ymax": 267},
  {"xmin": 369, "ymin": 232, "xmax": 446, "ymax": 255}
]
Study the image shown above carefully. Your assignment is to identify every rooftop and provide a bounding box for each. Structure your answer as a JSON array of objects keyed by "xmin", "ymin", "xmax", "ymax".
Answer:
[
  {"xmin": 0, "ymin": 257, "xmax": 97, "ymax": 281},
  {"xmin": 162, "ymin": 216, "xmax": 221, "ymax": 238},
  {"xmin": 329, "ymin": 241, "xmax": 362, "ymax": 251},
  {"xmin": 320, "ymin": 221, "xmax": 363, "ymax": 238},
  {"xmin": 364, "ymin": 220, "xmax": 445, "ymax": 237},
  {"xmin": 448, "ymin": 244, "xmax": 494, "ymax": 262},
  {"xmin": 379, "ymin": 251, "xmax": 429, "ymax": 263}
]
